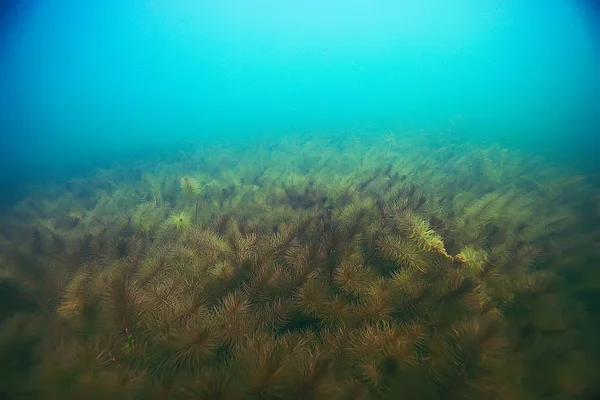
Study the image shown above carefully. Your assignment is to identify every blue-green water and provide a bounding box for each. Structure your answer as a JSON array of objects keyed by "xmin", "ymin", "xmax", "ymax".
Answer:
[
  {"xmin": 1, "ymin": 2, "xmax": 600, "ymax": 398},
  {"xmin": 1, "ymin": 0, "xmax": 599, "ymax": 197}
]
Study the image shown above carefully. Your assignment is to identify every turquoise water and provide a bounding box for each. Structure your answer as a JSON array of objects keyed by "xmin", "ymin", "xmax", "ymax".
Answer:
[
  {"xmin": 1, "ymin": 0, "xmax": 599, "ymax": 196},
  {"xmin": 1, "ymin": 2, "xmax": 600, "ymax": 398}
]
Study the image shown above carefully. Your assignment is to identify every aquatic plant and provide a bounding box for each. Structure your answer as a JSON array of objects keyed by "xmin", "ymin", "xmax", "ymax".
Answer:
[
  {"xmin": 167, "ymin": 211, "xmax": 192, "ymax": 231},
  {"xmin": 181, "ymin": 176, "xmax": 201, "ymax": 196},
  {"xmin": 0, "ymin": 131, "xmax": 598, "ymax": 399}
]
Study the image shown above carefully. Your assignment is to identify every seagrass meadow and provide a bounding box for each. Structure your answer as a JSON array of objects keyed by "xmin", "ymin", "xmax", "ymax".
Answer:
[{"xmin": 1, "ymin": 131, "xmax": 599, "ymax": 400}]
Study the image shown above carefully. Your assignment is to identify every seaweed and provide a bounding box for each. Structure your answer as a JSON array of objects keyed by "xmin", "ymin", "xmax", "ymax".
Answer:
[{"xmin": 0, "ymin": 130, "xmax": 598, "ymax": 399}]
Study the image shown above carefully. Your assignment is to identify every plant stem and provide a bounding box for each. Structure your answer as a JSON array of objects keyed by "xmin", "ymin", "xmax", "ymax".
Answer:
[{"xmin": 499, "ymin": 152, "xmax": 505, "ymax": 183}]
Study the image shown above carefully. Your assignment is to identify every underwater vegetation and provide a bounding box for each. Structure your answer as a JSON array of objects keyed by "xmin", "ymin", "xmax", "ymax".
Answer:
[{"xmin": 0, "ymin": 130, "xmax": 599, "ymax": 399}]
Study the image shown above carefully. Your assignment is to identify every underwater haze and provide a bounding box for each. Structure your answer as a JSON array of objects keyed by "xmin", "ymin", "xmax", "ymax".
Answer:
[
  {"xmin": 1, "ymin": 0, "xmax": 599, "ymax": 195},
  {"xmin": 2, "ymin": 1, "xmax": 600, "ymax": 399}
]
